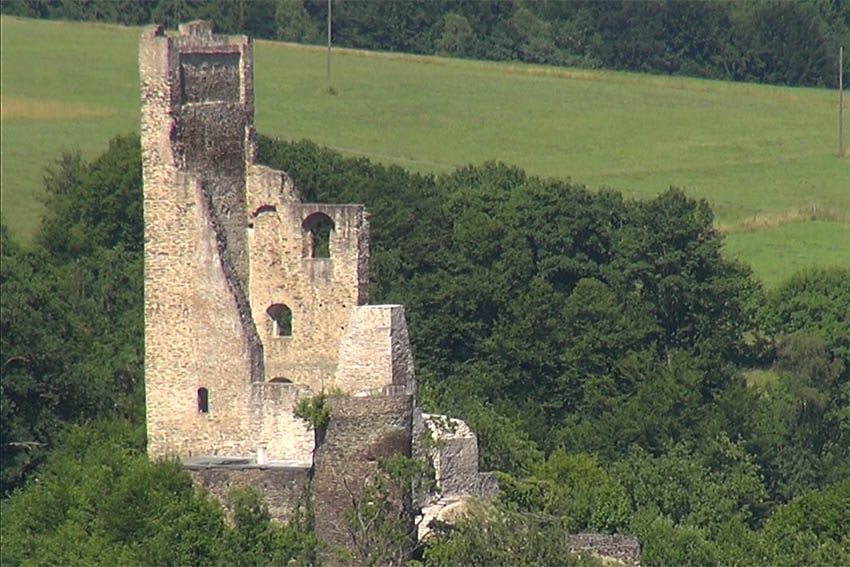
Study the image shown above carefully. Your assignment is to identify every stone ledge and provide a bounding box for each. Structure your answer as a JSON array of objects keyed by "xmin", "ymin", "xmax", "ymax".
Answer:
[{"xmin": 183, "ymin": 456, "xmax": 311, "ymax": 469}]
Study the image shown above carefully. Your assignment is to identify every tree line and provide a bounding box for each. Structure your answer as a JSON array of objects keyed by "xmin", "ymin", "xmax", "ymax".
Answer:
[
  {"xmin": 1, "ymin": 135, "xmax": 848, "ymax": 564},
  {"xmin": 3, "ymin": 0, "xmax": 848, "ymax": 88}
]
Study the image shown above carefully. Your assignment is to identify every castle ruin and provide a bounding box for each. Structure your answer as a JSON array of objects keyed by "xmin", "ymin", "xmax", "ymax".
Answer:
[
  {"xmin": 139, "ymin": 21, "xmax": 490, "ymax": 555},
  {"xmin": 140, "ymin": 22, "xmax": 640, "ymax": 565}
]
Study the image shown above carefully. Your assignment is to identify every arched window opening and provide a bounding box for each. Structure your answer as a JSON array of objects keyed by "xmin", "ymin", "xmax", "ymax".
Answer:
[
  {"xmin": 266, "ymin": 303, "xmax": 292, "ymax": 337},
  {"xmin": 197, "ymin": 387, "xmax": 209, "ymax": 413},
  {"xmin": 269, "ymin": 377, "xmax": 292, "ymax": 383},
  {"xmin": 252, "ymin": 204, "xmax": 277, "ymax": 217},
  {"xmin": 302, "ymin": 213, "xmax": 335, "ymax": 258}
]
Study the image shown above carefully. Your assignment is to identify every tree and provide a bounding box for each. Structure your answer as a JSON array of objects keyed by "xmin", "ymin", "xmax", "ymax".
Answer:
[
  {"xmin": 1, "ymin": 136, "xmax": 144, "ymax": 494},
  {"xmin": 436, "ymin": 12, "xmax": 473, "ymax": 57},
  {"xmin": 420, "ymin": 500, "xmax": 605, "ymax": 567},
  {"xmin": 762, "ymin": 266, "xmax": 850, "ymax": 364},
  {"xmin": 275, "ymin": 0, "xmax": 320, "ymax": 44}
]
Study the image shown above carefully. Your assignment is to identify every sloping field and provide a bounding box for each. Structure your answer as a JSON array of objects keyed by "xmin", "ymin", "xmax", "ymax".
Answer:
[{"xmin": 2, "ymin": 16, "xmax": 847, "ymax": 285}]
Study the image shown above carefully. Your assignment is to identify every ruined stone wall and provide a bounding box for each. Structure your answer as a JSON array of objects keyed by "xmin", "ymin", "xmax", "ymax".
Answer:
[
  {"xmin": 249, "ymin": 382, "xmax": 314, "ymax": 463},
  {"xmin": 247, "ymin": 198, "xmax": 370, "ymax": 393},
  {"xmin": 335, "ymin": 305, "xmax": 416, "ymax": 394},
  {"xmin": 419, "ymin": 414, "xmax": 481, "ymax": 496},
  {"xmin": 142, "ymin": 22, "xmax": 408, "ymax": 465},
  {"xmin": 188, "ymin": 465, "xmax": 312, "ymax": 523},
  {"xmin": 141, "ymin": 29, "xmax": 495, "ymax": 559},
  {"xmin": 312, "ymin": 395, "xmax": 415, "ymax": 557}
]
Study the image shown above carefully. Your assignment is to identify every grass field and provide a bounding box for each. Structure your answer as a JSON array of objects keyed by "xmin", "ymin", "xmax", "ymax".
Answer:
[{"xmin": 2, "ymin": 16, "xmax": 848, "ymax": 286}]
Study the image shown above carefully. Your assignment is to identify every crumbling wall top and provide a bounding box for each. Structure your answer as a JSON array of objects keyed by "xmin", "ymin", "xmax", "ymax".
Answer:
[{"xmin": 179, "ymin": 20, "xmax": 214, "ymax": 36}]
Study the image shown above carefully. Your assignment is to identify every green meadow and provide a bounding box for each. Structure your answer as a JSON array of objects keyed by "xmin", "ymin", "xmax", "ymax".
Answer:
[{"xmin": 2, "ymin": 16, "xmax": 847, "ymax": 286}]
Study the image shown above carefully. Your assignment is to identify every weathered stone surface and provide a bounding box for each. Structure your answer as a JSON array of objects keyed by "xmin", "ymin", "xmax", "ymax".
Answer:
[
  {"xmin": 141, "ymin": 23, "xmax": 378, "ymax": 462},
  {"xmin": 336, "ymin": 305, "xmax": 416, "ymax": 394},
  {"xmin": 141, "ymin": 23, "xmax": 265, "ymax": 460},
  {"xmin": 420, "ymin": 413, "xmax": 481, "ymax": 496},
  {"xmin": 312, "ymin": 395, "xmax": 415, "ymax": 558},
  {"xmin": 187, "ymin": 463, "xmax": 311, "ymax": 523}
]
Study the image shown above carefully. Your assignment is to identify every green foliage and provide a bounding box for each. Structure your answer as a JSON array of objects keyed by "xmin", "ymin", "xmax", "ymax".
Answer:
[
  {"xmin": 1, "ymin": 136, "xmax": 143, "ymax": 495},
  {"xmin": 1, "ymin": 110, "xmax": 847, "ymax": 564},
  {"xmin": 631, "ymin": 511, "xmax": 719, "ymax": 567},
  {"xmin": 293, "ymin": 393, "xmax": 330, "ymax": 431},
  {"xmin": 0, "ymin": 421, "xmax": 317, "ymax": 566},
  {"xmin": 436, "ymin": 12, "xmax": 473, "ymax": 57},
  {"xmin": 633, "ymin": 480, "xmax": 850, "ymax": 567},
  {"xmin": 497, "ymin": 450, "xmax": 630, "ymax": 533},
  {"xmin": 337, "ymin": 456, "xmax": 427, "ymax": 567},
  {"xmin": 221, "ymin": 487, "xmax": 318, "ymax": 566},
  {"xmin": 256, "ymin": 137, "xmax": 847, "ymax": 561},
  {"xmin": 758, "ymin": 480, "xmax": 850, "ymax": 567},
  {"xmin": 259, "ymin": 140, "xmax": 759, "ymax": 461},
  {"xmin": 613, "ymin": 437, "xmax": 767, "ymax": 533},
  {"xmin": 762, "ymin": 266, "xmax": 850, "ymax": 363},
  {"xmin": 740, "ymin": 333, "xmax": 849, "ymax": 503},
  {"xmin": 276, "ymin": 0, "xmax": 320, "ymax": 44},
  {"xmin": 0, "ymin": 421, "xmax": 224, "ymax": 566},
  {"xmin": 37, "ymin": 135, "xmax": 143, "ymax": 260},
  {"xmin": 420, "ymin": 501, "xmax": 605, "ymax": 567}
]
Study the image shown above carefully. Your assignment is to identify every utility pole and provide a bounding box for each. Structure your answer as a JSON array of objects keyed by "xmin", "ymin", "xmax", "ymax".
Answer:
[
  {"xmin": 836, "ymin": 46, "xmax": 844, "ymax": 157},
  {"xmin": 327, "ymin": 0, "xmax": 333, "ymax": 94}
]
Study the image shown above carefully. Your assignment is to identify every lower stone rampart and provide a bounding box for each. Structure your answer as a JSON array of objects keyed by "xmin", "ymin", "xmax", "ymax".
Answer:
[
  {"xmin": 187, "ymin": 463, "xmax": 312, "ymax": 523},
  {"xmin": 312, "ymin": 395, "xmax": 415, "ymax": 563}
]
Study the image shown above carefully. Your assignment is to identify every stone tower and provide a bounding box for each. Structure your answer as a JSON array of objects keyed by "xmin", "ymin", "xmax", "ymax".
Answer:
[
  {"xmin": 141, "ymin": 20, "xmax": 415, "ymax": 464},
  {"xmin": 140, "ymin": 22, "xmax": 492, "ymax": 557}
]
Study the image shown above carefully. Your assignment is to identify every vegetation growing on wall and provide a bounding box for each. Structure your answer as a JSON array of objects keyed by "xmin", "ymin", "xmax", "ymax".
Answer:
[{"xmin": 2, "ymin": 135, "xmax": 848, "ymax": 564}]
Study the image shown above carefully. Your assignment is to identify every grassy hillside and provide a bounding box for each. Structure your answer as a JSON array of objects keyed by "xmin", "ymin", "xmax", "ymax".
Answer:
[{"xmin": 2, "ymin": 16, "xmax": 847, "ymax": 286}]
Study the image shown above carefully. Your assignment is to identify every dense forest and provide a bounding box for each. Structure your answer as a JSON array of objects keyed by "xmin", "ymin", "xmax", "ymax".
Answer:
[
  {"xmin": 2, "ymin": 0, "xmax": 848, "ymax": 88},
  {"xmin": 2, "ymin": 134, "xmax": 848, "ymax": 564}
]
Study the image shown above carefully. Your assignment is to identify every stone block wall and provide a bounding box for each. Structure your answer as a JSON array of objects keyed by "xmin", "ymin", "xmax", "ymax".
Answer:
[
  {"xmin": 249, "ymin": 382, "xmax": 314, "ymax": 463},
  {"xmin": 141, "ymin": 22, "xmax": 265, "ymax": 459},
  {"xmin": 188, "ymin": 464, "xmax": 312, "ymax": 523},
  {"xmin": 419, "ymin": 413, "xmax": 481, "ymax": 496},
  {"xmin": 141, "ymin": 24, "xmax": 504, "ymax": 561},
  {"xmin": 335, "ymin": 305, "xmax": 416, "ymax": 394},
  {"xmin": 248, "ymin": 198, "xmax": 370, "ymax": 393},
  {"xmin": 312, "ymin": 395, "xmax": 415, "ymax": 557}
]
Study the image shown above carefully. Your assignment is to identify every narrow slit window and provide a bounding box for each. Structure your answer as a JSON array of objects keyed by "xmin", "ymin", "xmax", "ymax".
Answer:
[
  {"xmin": 302, "ymin": 213, "xmax": 335, "ymax": 258},
  {"xmin": 266, "ymin": 304, "xmax": 292, "ymax": 337},
  {"xmin": 197, "ymin": 387, "xmax": 209, "ymax": 413}
]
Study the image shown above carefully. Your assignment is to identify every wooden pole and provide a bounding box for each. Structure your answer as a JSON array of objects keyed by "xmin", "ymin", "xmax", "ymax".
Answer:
[
  {"xmin": 839, "ymin": 46, "xmax": 844, "ymax": 156},
  {"xmin": 327, "ymin": 0, "xmax": 332, "ymax": 94}
]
